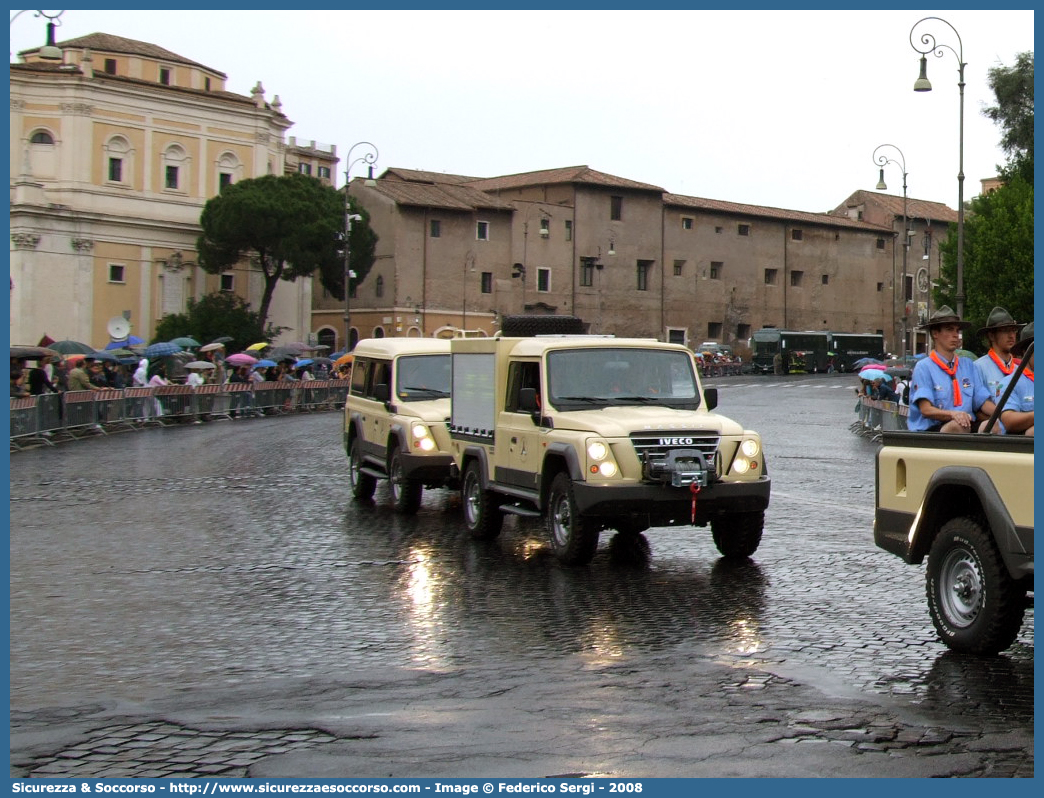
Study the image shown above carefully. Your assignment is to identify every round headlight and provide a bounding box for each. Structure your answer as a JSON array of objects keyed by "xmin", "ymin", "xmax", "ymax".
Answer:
[
  {"xmin": 740, "ymin": 439, "xmax": 760, "ymax": 457},
  {"xmin": 412, "ymin": 423, "xmax": 430, "ymax": 439},
  {"xmin": 419, "ymin": 438, "xmax": 436, "ymax": 452},
  {"xmin": 598, "ymin": 461, "xmax": 618, "ymax": 477},
  {"xmin": 587, "ymin": 441, "xmax": 608, "ymax": 461},
  {"xmin": 733, "ymin": 459, "xmax": 750, "ymax": 474}
]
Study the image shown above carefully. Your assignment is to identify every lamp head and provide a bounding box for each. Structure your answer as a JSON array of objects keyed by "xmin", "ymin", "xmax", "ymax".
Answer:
[
  {"xmin": 38, "ymin": 21, "xmax": 63, "ymax": 61},
  {"xmin": 876, "ymin": 169, "xmax": 888, "ymax": 191},
  {"xmin": 913, "ymin": 56, "xmax": 932, "ymax": 91},
  {"xmin": 364, "ymin": 165, "xmax": 377, "ymax": 187}
]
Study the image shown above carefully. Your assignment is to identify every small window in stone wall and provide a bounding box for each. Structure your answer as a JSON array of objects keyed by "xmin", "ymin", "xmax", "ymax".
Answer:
[
  {"xmin": 108, "ymin": 264, "xmax": 125, "ymax": 283},
  {"xmin": 104, "ymin": 58, "xmax": 117, "ymax": 75},
  {"xmin": 738, "ymin": 224, "xmax": 750, "ymax": 236},
  {"xmin": 160, "ymin": 67, "xmax": 171, "ymax": 85},
  {"xmin": 220, "ymin": 273, "xmax": 234, "ymax": 292},
  {"xmin": 764, "ymin": 269, "xmax": 778, "ymax": 285},
  {"xmin": 481, "ymin": 272, "xmax": 492, "ymax": 293},
  {"xmin": 877, "ymin": 238, "xmax": 885, "ymax": 250},
  {"xmin": 822, "ymin": 274, "xmax": 829, "ymax": 285}
]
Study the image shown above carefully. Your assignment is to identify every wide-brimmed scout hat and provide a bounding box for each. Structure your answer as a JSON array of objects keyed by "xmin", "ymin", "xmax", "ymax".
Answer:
[
  {"xmin": 976, "ymin": 306, "xmax": 1023, "ymax": 338},
  {"xmin": 918, "ymin": 305, "xmax": 971, "ymax": 331},
  {"xmin": 1011, "ymin": 322, "xmax": 1034, "ymax": 357}
]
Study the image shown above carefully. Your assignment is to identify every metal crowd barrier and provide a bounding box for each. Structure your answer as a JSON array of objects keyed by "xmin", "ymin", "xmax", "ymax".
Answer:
[
  {"xmin": 851, "ymin": 396, "xmax": 908, "ymax": 440},
  {"xmin": 10, "ymin": 380, "xmax": 351, "ymax": 450}
]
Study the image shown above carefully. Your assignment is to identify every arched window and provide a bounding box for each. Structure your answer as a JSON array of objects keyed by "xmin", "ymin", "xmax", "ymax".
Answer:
[
  {"xmin": 216, "ymin": 151, "xmax": 243, "ymax": 192},
  {"xmin": 162, "ymin": 143, "xmax": 189, "ymax": 192},
  {"xmin": 30, "ymin": 130, "xmax": 54, "ymax": 145},
  {"xmin": 375, "ymin": 275, "xmax": 384, "ymax": 298},
  {"xmin": 103, "ymin": 135, "xmax": 134, "ymax": 185}
]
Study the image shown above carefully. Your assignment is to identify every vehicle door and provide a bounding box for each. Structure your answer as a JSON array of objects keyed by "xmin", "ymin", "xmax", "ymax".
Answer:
[{"xmin": 497, "ymin": 360, "xmax": 543, "ymax": 492}]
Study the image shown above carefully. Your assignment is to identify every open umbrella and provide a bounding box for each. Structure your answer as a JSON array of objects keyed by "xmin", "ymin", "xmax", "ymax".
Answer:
[
  {"xmin": 143, "ymin": 341, "xmax": 184, "ymax": 359},
  {"xmin": 851, "ymin": 357, "xmax": 884, "ymax": 369},
  {"xmin": 283, "ymin": 341, "xmax": 312, "ymax": 353},
  {"xmin": 185, "ymin": 360, "xmax": 217, "ymax": 370},
  {"xmin": 105, "ymin": 335, "xmax": 145, "ymax": 350},
  {"xmin": 245, "ymin": 342, "xmax": 270, "ymax": 352},
  {"xmin": 169, "ymin": 336, "xmax": 201, "ymax": 348},
  {"xmin": 253, "ymin": 359, "xmax": 277, "ymax": 369},
  {"xmin": 884, "ymin": 367, "xmax": 912, "ymax": 379},
  {"xmin": 334, "ymin": 354, "xmax": 354, "ymax": 368},
  {"xmin": 955, "ymin": 349, "xmax": 978, "ymax": 360},
  {"xmin": 859, "ymin": 368, "xmax": 892, "ymax": 381},
  {"xmin": 89, "ymin": 349, "xmax": 120, "ymax": 362},
  {"xmin": 50, "ymin": 339, "xmax": 97, "ymax": 355},
  {"xmin": 10, "ymin": 345, "xmax": 59, "ymax": 359},
  {"xmin": 209, "ymin": 336, "xmax": 235, "ymax": 345},
  {"xmin": 199, "ymin": 342, "xmax": 225, "ymax": 353},
  {"xmin": 312, "ymin": 357, "xmax": 334, "ymax": 366},
  {"xmin": 294, "ymin": 358, "xmax": 314, "ymax": 369},
  {"xmin": 225, "ymin": 352, "xmax": 258, "ymax": 367}
]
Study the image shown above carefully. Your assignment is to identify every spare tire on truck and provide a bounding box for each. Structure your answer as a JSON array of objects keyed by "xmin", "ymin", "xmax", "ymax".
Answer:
[{"xmin": 500, "ymin": 315, "xmax": 586, "ymax": 337}]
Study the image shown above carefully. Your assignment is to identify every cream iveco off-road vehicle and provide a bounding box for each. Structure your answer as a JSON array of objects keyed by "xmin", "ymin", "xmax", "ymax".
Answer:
[
  {"xmin": 448, "ymin": 319, "xmax": 770, "ymax": 565},
  {"xmin": 344, "ymin": 338, "xmax": 457, "ymax": 514}
]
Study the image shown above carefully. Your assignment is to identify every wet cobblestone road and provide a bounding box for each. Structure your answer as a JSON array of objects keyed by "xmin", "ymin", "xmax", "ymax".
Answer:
[{"xmin": 9, "ymin": 375, "xmax": 1033, "ymax": 777}]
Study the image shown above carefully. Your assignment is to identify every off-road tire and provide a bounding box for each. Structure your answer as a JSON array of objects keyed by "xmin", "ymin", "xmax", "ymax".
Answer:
[
  {"xmin": 926, "ymin": 516, "xmax": 1026, "ymax": 655},
  {"xmin": 711, "ymin": 511, "xmax": 764, "ymax": 559},
  {"xmin": 547, "ymin": 473, "xmax": 599, "ymax": 565},
  {"xmin": 389, "ymin": 446, "xmax": 422, "ymax": 515},
  {"xmin": 462, "ymin": 460, "xmax": 503, "ymax": 540},
  {"xmin": 349, "ymin": 437, "xmax": 376, "ymax": 501}
]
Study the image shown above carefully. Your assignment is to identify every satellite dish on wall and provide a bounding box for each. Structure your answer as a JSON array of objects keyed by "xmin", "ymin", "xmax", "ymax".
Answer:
[{"xmin": 107, "ymin": 316, "xmax": 131, "ymax": 340}]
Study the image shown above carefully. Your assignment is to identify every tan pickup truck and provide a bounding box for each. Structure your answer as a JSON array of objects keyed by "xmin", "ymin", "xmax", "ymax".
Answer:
[
  {"xmin": 344, "ymin": 338, "xmax": 457, "ymax": 513},
  {"xmin": 874, "ymin": 349, "xmax": 1034, "ymax": 654},
  {"xmin": 448, "ymin": 330, "xmax": 770, "ymax": 565}
]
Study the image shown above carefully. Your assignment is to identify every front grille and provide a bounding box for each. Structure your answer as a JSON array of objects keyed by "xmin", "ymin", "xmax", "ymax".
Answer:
[{"xmin": 630, "ymin": 430, "xmax": 720, "ymax": 477}]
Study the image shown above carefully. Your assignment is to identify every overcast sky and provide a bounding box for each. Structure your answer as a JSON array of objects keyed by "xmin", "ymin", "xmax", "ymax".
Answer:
[{"xmin": 10, "ymin": 8, "xmax": 1034, "ymax": 213}]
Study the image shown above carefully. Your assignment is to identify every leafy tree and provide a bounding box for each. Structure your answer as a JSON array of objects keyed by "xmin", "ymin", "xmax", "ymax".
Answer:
[
  {"xmin": 984, "ymin": 51, "xmax": 1034, "ymax": 184},
  {"xmin": 152, "ymin": 292, "xmax": 285, "ymax": 353},
  {"xmin": 196, "ymin": 173, "xmax": 377, "ymax": 329},
  {"xmin": 935, "ymin": 174, "xmax": 1033, "ymax": 347}
]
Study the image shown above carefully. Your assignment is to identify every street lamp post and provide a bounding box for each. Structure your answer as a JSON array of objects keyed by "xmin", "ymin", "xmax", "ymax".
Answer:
[
  {"xmin": 910, "ymin": 16, "xmax": 965, "ymax": 318},
  {"xmin": 342, "ymin": 141, "xmax": 378, "ymax": 351},
  {"xmin": 10, "ymin": 10, "xmax": 65, "ymax": 60},
  {"xmin": 873, "ymin": 144, "xmax": 909, "ymax": 358}
]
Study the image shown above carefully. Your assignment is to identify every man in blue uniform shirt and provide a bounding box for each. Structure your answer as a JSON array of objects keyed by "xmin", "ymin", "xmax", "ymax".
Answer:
[
  {"xmin": 999, "ymin": 322, "xmax": 1033, "ymax": 437},
  {"xmin": 908, "ymin": 306, "xmax": 996, "ymax": 433},
  {"xmin": 974, "ymin": 306, "xmax": 1023, "ymax": 400}
]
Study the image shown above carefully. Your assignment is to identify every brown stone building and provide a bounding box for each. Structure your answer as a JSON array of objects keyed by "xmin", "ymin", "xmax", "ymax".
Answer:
[{"xmin": 337, "ymin": 166, "xmax": 957, "ymax": 356}]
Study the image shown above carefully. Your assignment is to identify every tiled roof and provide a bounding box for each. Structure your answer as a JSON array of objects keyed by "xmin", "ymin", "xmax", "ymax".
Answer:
[
  {"xmin": 21, "ymin": 32, "xmax": 225, "ymax": 77},
  {"xmin": 380, "ymin": 167, "xmax": 481, "ymax": 185},
  {"xmin": 833, "ymin": 190, "xmax": 958, "ymax": 224},
  {"xmin": 467, "ymin": 165, "xmax": 665, "ymax": 193},
  {"xmin": 371, "ymin": 180, "xmax": 515, "ymax": 212},
  {"xmin": 664, "ymin": 193, "xmax": 892, "ymax": 232}
]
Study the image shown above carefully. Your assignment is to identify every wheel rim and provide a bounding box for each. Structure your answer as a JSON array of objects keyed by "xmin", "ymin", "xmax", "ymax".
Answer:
[
  {"xmin": 350, "ymin": 445, "xmax": 361, "ymax": 487},
  {"xmin": 550, "ymin": 493, "xmax": 571, "ymax": 548},
  {"xmin": 463, "ymin": 474, "xmax": 480, "ymax": 526},
  {"xmin": 939, "ymin": 547, "xmax": 982, "ymax": 628},
  {"xmin": 390, "ymin": 454, "xmax": 403, "ymax": 501}
]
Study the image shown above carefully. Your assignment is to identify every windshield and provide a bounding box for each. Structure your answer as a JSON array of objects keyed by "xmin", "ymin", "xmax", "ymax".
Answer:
[
  {"xmin": 547, "ymin": 348, "xmax": 699, "ymax": 409},
  {"xmin": 396, "ymin": 354, "xmax": 451, "ymax": 400}
]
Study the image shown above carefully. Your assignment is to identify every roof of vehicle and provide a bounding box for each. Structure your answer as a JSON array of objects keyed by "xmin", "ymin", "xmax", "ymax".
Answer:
[
  {"xmin": 504, "ymin": 337, "xmax": 690, "ymax": 358},
  {"xmin": 352, "ymin": 338, "xmax": 451, "ymax": 359}
]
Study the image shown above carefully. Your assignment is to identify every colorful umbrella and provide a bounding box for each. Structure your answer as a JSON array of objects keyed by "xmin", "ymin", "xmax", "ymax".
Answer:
[
  {"xmin": 294, "ymin": 358, "xmax": 314, "ymax": 369},
  {"xmin": 859, "ymin": 368, "xmax": 892, "ymax": 381},
  {"xmin": 334, "ymin": 354, "xmax": 354, "ymax": 368},
  {"xmin": 143, "ymin": 342, "xmax": 184, "ymax": 359},
  {"xmin": 105, "ymin": 335, "xmax": 144, "ymax": 350},
  {"xmin": 225, "ymin": 353, "xmax": 258, "ymax": 366},
  {"xmin": 245, "ymin": 342, "xmax": 270, "ymax": 352},
  {"xmin": 252, "ymin": 359, "xmax": 277, "ymax": 369}
]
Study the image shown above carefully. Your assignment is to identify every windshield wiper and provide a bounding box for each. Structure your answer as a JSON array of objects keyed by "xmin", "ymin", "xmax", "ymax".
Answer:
[
  {"xmin": 401, "ymin": 386, "xmax": 449, "ymax": 397},
  {"xmin": 555, "ymin": 395, "xmax": 604, "ymax": 404}
]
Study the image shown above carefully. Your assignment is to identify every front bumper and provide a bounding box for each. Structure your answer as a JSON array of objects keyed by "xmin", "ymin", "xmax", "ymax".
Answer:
[
  {"xmin": 571, "ymin": 476, "xmax": 770, "ymax": 525},
  {"xmin": 399, "ymin": 451, "xmax": 458, "ymax": 485}
]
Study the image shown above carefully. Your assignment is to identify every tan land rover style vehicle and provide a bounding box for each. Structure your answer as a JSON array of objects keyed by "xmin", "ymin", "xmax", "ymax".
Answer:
[
  {"xmin": 874, "ymin": 344, "xmax": 1034, "ymax": 655},
  {"xmin": 344, "ymin": 338, "xmax": 456, "ymax": 513},
  {"xmin": 448, "ymin": 319, "xmax": 770, "ymax": 565}
]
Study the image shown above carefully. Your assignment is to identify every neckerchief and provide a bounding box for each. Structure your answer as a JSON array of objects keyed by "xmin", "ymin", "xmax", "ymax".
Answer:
[
  {"xmin": 988, "ymin": 350, "xmax": 1020, "ymax": 375},
  {"xmin": 1023, "ymin": 367, "xmax": 1034, "ymax": 383},
  {"xmin": 930, "ymin": 351, "xmax": 962, "ymax": 406}
]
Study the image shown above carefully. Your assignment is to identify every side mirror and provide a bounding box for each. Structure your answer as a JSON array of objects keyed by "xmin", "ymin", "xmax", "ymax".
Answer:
[
  {"xmin": 518, "ymin": 387, "xmax": 539, "ymax": 413},
  {"xmin": 373, "ymin": 383, "xmax": 391, "ymax": 403},
  {"xmin": 703, "ymin": 387, "xmax": 718, "ymax": 411}
]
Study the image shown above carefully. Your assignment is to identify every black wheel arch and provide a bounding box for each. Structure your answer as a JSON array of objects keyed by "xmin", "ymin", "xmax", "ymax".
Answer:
[{"xmin": 910, "ymin": 466, "xmax": 1027, "ymax": 579}]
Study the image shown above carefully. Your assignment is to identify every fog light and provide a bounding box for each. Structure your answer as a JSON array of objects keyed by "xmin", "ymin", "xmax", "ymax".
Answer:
[
  {"xmin": 598, "ymin": 461, "xmax": 618, "ymax": 477},
  {"xmin": 733, "ymin": 459, "xmax": 750, "ymax": 474}
]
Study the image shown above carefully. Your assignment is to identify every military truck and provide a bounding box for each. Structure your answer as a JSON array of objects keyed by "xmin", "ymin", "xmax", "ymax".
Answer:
[
  {"xmin": 874, "ymin": 346, "xmax": 1034, "ymax": 655},
  {"xmin": 344, "ymin": 338, "xmax": 457, "ymax": 513},
  {"xmin": 448, "ymin": 328, "xmax": 770, "ymax": 565}
]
